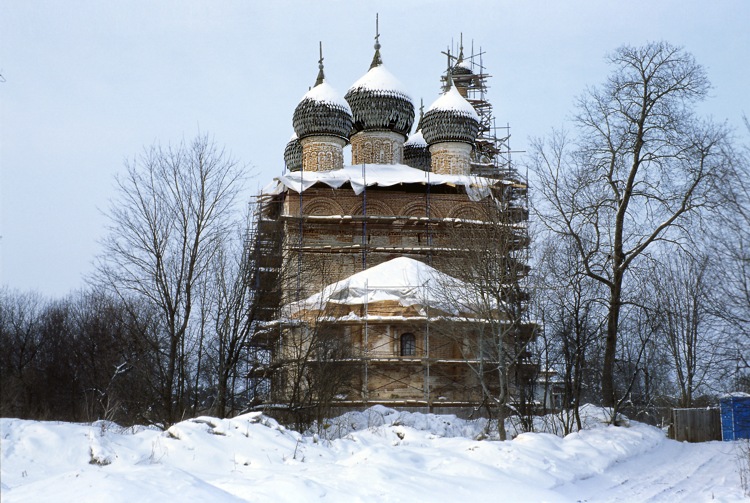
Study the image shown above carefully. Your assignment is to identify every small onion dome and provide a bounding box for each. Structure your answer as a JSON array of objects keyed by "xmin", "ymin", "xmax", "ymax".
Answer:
[
  {"xmin": 284, "ymin": 133, "xmax": 303, "ymax": 172},
  {"xmin": 421, "ymin": 84, "xmax": 480, "ymax": 146},
  {"xmin": 403, "ymin": 131, "xmax": 431, "ymax": 171},
  {"xmin": 450, "ymin": 59, "xmax": 473, "ymax": 95},
  {"xmin": 451, "ymin": 59, "xmax": 473, "ymax": 78},
  {"xmin": 292, "ymin": 81, "xmax": 353, "ymax": 141},
  {"xmin": 345, "ymin": 64, "xmax": 415, "ymax": 138}
]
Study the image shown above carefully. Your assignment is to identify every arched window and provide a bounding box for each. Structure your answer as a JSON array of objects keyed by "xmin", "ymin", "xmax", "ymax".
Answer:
[{"xmin": 400, "ymin": 333, "xmax": 416, "ymax": 357}]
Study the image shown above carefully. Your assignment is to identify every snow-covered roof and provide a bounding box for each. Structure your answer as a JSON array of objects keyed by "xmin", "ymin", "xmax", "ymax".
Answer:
[
  {"xmin": 348, "ymin": 64, "xmax": 411, "ymax": 101},
  {"xmin": 299, "ymin": 81, "xmax": 352, "ymax": 113},
  {"xmin": 292, "ymin": 257, "xmax": 464, "ymax": 315},
  {"xmin": 268, "ymin": 163, "xmax": 508, "ymax": 201},
  {"xmin": 427, "ymin": 85, "xmax": 479, "ymax": 121}
]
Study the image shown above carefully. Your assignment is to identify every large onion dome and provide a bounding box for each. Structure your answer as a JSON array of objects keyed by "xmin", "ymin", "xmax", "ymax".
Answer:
[
  {"xmin": 344, "ymin": 42, "xmax": 415, "ymax": 138},
  {"xmin": 421, "ymin": 81, "xmax": 480, "ymax": 145},
  {"xmin": 284, "ymin": 133, "xmax": 303, "ymax": 172},
  {"xmin": 292, "ymin": 56, "xmax": 353, "ymax": 141}
]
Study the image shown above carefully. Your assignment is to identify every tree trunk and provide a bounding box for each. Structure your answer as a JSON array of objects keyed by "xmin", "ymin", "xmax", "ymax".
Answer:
[{"xmin": 602, "ymin": 277, "xmax": 622, "ymax": 410}]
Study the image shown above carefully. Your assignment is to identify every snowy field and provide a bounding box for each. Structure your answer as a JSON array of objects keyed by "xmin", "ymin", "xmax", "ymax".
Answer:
[{"xmin": 2, "ymin": 406, "xmax": 747, "ymax": 502}]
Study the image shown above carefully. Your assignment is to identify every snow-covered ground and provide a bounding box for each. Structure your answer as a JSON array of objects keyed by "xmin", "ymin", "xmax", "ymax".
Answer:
[{"xmin": 1, "ymin": 406, "xmax": 747, "ymax": 502}]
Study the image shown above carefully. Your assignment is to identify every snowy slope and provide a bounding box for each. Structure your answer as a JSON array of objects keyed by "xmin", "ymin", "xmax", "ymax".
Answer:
[{"xmin": 1, "ymin": 407, "xmax": 747, "ymax": 502}]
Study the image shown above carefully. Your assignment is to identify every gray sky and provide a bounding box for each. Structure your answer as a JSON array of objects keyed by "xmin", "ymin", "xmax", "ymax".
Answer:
[{"xmin": 2, "ymin": 0, "xmax": 748, "ymax": 297}]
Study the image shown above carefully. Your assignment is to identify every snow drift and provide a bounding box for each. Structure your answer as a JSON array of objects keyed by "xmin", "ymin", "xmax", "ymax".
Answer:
[{"xmin": 1, "ymin": 406, "xmax": 746, "ymax": 502}]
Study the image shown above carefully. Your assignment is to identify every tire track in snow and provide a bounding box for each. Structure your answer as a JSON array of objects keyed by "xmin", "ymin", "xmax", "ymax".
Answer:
[{"xmin": 557, "ymin": 438, "xmax": 744, "ymax": 502}]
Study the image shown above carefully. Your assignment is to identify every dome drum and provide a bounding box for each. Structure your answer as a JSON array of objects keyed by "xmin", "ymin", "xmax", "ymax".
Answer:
[
  {"xmin": 429, "ymin": 141, "xmax": 473, "ymax": 175},
  {"xmin": 299, "ymin": 135, "xmax": 347, "ymax": 172},
  {"xmin": 351, "ymin": 130, "xmax": 404, "ymax": 165}
]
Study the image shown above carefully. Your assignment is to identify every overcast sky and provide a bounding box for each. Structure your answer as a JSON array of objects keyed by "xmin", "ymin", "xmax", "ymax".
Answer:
[{"xmin": 2, "ymin": 0, "xmax": 748, "ymax": 297}]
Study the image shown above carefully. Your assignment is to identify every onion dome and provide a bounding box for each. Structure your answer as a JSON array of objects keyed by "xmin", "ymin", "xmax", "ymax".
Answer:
[
  {"xmin": 403, "ymin": 130, "xmax": 431, "ymax": 171},
  {"xmin": 421, "ymin": 79, "xmax": 480, "ymax": 146},
  {"xmin": 451, "ymin": 60, "xmax": 473, "ymax": 78},
  {"xmin": 284, "ymin": 133, "xmax": 303, "ymax": 172},
  {"xmin": 450, "ymin": 48, "xmax": 473, "ymax": 79},
  {"xmin": 344, "ymin": 37, "xmax": 415, "ymax": 138},
  {"xmin": 292, "ymin": 47, "xmax": 353, "ymax": 141}
]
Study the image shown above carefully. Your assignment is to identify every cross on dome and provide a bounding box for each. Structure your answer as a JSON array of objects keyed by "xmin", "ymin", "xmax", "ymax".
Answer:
[
  {"xmin": 370, "ymin": 13, "xmax": 383, "ymax": 69},
  {"xmin": 315, "ymin": 41, "xmax": 325, "ymax": 87}
]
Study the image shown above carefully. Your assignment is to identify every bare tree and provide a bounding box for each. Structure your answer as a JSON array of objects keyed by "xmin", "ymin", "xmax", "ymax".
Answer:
[
  {"xmin": 94, "ymin": 135, "xmax": 245, "ymax": 426},
  {"xmin": 268, "ymin": 256, "xmax": 361, "ymax": 433},
  {"xmin": 650, "ymin": 251, "xmax": 722, "ymax": 407},
  {"xmin": 534, "ymin": 236, "xmax": 606, "ymax": 431},
  {"xmin": 0, "ymin": 288, "xmax": 49, "ymax": 416},
  {"xmin": 532, "ymin": 42, "xmax": 734, "ymax": 417},
  {"xmin": 434, "ymin": 196, "xmax": 534, "ymax": 440},
  {"xmin": 201, "ymin": 205, "xmax": 262, "ymax": 417},
  {"xmin": 710, "ymin": 116, "xmax": 750, "ymax": 391}
]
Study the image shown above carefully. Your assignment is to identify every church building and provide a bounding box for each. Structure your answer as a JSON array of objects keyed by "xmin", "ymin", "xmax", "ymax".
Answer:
[{"xmin": 249, "ymin": 30, "xmax": 535, "ymax": 417}]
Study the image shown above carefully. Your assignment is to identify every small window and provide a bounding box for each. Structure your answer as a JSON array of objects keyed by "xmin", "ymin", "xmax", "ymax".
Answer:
[{"xmin": 400, "ymin": 333, "xmax": 416, "ymax": 356}]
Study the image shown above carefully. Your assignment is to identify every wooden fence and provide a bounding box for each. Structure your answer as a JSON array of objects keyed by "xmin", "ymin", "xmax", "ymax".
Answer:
[{"xmin": 670, "ymin": 408, "xmax": 722, "ymax": 442}]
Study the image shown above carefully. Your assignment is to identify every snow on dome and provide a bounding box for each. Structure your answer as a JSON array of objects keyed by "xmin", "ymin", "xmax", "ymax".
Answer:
[
  {"xmin": 293, "ymin": 81, "xmax": 354, "ymax": 140},
  {"xmin": 293, "ymin": 257, "xmax": 466, "ymax": 315},
  {"xmin": 345, "ymin": 64, "xmax": 415, "ymax": 137},
  {"xmin": 421, "ymin": 84, "xmax": 480, "ymax": 146},
  {"xmin": 427, "ymin": 85, "xmax": 479, "ymax": 120},
  {"xmin": 404, "ymin": 130, "xmax": 427, "ymax": 148},
  {"xmin": 457, "ymin": 59, "xmax": 473, "ymax": 71},
  {"xmin": 300, "ymin": 81, "xmax": 352, "ymax": 113},
  {"xmin": 403, "ymin": 130, "xmax": 431, "ymax": 171},
  {"xmin": 348, "ymin": 65, "xmax": 412, "ymax": 101}
]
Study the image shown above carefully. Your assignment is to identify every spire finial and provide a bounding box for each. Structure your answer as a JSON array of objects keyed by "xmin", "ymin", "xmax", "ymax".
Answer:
[
  {"xmin": 315, "ymin": 41, "xmax": 325, "ymax": 86},
  {"xmin": 375, "ymin": 13, "xmax": 380, "ymax": 50},
  {"xmin": 370, "ymin": 13, "xmax": 383, "ymax": 69},
  {"xmin": 444, "ymin": 48, "xmax": 455, "ymax": 90},
  {"xmin": 416, "ymin": 98, "xmax": 425, "ymax": 130},
  {"xmin": 457, "ymin": 33, "xmax": 465, "ymax": 63}
]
